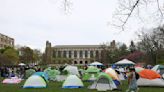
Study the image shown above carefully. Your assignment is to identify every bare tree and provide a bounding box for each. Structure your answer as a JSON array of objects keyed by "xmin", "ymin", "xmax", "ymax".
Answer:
[{"xmin": 112, "ymin": 0, "xmax": 164, "ymax": 31}]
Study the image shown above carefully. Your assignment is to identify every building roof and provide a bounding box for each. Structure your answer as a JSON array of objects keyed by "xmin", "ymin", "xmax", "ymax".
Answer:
[{"xmin": 53, "ymin": 45, "xmax": 102, "ymax": 49}]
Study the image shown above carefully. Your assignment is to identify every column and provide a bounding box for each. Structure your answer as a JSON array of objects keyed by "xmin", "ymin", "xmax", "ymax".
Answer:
[
  {"xmin": 83, "ymin": 50, "xmax": 85, "ymax": 59},
  {"xmin": 71, "ymin": 51, "xmax": 74, "ymax": 58},
  {"xmin": 66, "ymin": 50, "xmax": 69, "ymax": 58},
  {"xmin": 88, "ymin": 50, "xmax": 90, "ymax": 58},
  {"xmin": 77, "ymin": 50, "xmax": 80, "ymax": 59}
]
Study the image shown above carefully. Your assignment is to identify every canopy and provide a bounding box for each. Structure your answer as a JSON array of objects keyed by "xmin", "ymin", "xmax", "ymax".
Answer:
[
  {"xmin": 138, "ymin": 69, "xmax": 161, "ymax": 79},
  {"xmin": 18, "ymin": 63, "xmax": 26, "ymax": 66},
  {"xmin": 89, "ymin": 61, "xmax": 103, "ymax": 66},
  {"xmin": 115, "ymin": 59, "xmax": 135, "ymax": 65}
]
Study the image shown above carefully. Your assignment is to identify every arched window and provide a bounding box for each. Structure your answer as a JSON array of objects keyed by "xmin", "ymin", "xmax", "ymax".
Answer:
[
  {"xmin": 85, "ymin": 61, "xmax": 88, "ymax": 64},
  {"xmin": 80, "ymin": 61, "xmax": 83, "ymax": 64},
  {"xmin": 74, "ymin": 61, "xmax": 77, "ymax": 64}
]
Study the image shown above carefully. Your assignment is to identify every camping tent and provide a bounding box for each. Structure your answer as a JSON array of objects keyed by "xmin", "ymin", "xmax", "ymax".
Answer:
[
  {"xmin": 135, "ymin": 67, "xmax": 144, "ymax": 73},
  {"xmin": 137, "ymin": 69, "xmax": 164, "ymax": 87},
  {"xmin": 64, "ymin": 65, "xmax": 80, "ymax": 76},
  {"xmin": 115, "ymin": 59, "xmax": 135, "ymax": 65},
  {"xmin": 138, "ymin": 69, "xmax": 161, "ymax": 79},
  {"xmin": 2, "ymin": 77, "xmax": 22, "ymax": 84},
  {"xmin": 25, "ymin": 69, "xmax": 36, "ymax": 79},
  {"xmin": 137, "ymin": 78, "xmax": 164, "ymax": 87},
  {"xmin": 44, "ymin": 68, "xmax": 60, "ymax": 81},
  {"xmin": 82, "ymin": 66, "xmax": 100, "ymax": 81},
  {"xmin": 62, "ymin": 75, "xmax": 84, "ymax": 88},
  {"xmin": 152, "ymin": 65, "xmax": 164, "ymax": 76},
  {"xmin": 89, "ymin": 62, "xmax": 103, "ymax": 66},
  {"xmin": 23, "ymin": 75, "xmax": 47, "ymax": 88},
  {"xmin": 105, "ymin": 68, "xmax": 119, "ymax": 80},
  {"xmin": 88, "ymin": 72, "xmax": 117, "ymax": 91},
  {"xmin": 33, "ymin": 72, "xmax": 49, "ymax": 82}
]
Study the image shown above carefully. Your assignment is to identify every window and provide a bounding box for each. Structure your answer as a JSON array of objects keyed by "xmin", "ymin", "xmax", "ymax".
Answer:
[
  {"xmin": 80, "ymin": 61, "xmax": 83, "ymax": 64},
  {"xmin": 85, "ymin": 51, "xmax": 88, "ymax": 58},
  {"xmin": 74, "ymin": 61, "xmax": 77, "ymax": 64},
  {"xmin": 74, "ymin": 51, "xmax": 77, "ymax": 58},
  {"xmin": 79, "ymin": 51, "xmax": 83, "ymax": 58}
]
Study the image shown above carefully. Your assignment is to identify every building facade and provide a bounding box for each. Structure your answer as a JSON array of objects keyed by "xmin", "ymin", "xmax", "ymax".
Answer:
[
  {"xmin": 53, "ymin": 45, "xmax": 102, "ymax": 65},
  {"xmin": 44, "ymin": 40, "xmax": 116, "ymax": 65},
  {"xmin": 0, "ymin": 33, "xmax": 14, "ymax": 49}
]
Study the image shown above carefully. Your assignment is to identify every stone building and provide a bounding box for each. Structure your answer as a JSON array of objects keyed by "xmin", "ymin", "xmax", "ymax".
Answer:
[
  {"xmin": 0, "ymin": 33, "xmax": 14, "ymax": 49},
  {"xmin": 44, "ymin": 40, "xmax": 116, "ymax": 65}
]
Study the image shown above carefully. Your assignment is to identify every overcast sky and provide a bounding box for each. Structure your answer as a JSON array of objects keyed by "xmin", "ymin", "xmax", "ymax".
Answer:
[{"xmin": 0, "ymin": 0, "xmax": 147, "ymax": 51}]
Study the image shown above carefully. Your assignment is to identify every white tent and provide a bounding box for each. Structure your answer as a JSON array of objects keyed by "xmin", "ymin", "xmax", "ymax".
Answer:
[
  {"xmin": 62, "ymin": 75, "xmax": 84, "ymax": 88},
  {"xmin": 23, "ymin": 75, "xmax": 47, "ymax": 88},
  {"xmin": 64, "ymin": 65, "xmax": 80, "ymax": 76},
  {"xmin": 115, "ymin": 59, "xmax": 135, "ymax": 65},
  {"xmin": 137, "ymin": 78, "xmax": 164, "ymax": 87},
  {"xmin": 89, "ymin": 61, "xmax": 103, "ymax": 66}
]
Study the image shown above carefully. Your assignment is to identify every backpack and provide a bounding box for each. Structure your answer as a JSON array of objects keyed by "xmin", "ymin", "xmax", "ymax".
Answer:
[{"xmin": 135, "ymin": 72, "xmax": 140, "ymax": 80}]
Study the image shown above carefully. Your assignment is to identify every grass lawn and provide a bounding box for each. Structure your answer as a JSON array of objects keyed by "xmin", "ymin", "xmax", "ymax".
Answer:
[{"xmin": 0, "ymin": 77, "xmax": 164, "ymax": 92}]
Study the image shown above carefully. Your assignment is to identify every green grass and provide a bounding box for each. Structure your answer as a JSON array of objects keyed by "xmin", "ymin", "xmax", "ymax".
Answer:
[{"xmin": 0, "ymin": 77, "xmax": 164, "ymax": 92}]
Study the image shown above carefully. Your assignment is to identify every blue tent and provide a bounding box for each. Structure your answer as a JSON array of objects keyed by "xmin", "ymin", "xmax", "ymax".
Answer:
[{"xmin": 33, "ymin": 72, "xmax": 49, "ymax": 82}]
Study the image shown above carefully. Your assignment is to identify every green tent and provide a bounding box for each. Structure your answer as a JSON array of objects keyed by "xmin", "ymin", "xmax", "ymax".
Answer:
[
  {"xmin": 44, "ymin": 68, "xmax": 60, "ymax": 81},
  {"xmin": 85, "ymin": 66, "xmax": 100, "ymax": 73},
  {"xmin": 88, "ymin": 72, "xmax": 117, "ymax": 91},
  {"xmin": 82, "ymin": 66, "xmax": 100, "ymax": 81},
  {"xmin": 25, "ymin": 69, "xmax": 36, "ymax": 79}
]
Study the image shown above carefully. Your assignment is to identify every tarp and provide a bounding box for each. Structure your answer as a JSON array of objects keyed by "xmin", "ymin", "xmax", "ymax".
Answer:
[
  {"xmin": 137, "ymin": 78, "xmax": 164, "ymax": 87},
  {"xmin": 88, "ymin": 72, "xmax": 117, "ymax": 91},
  {"xmin": 64, "ymin": 65, "xmax": 80, "ymax": 76},
  {"xmin": 2, "ymin": 77, "xmax": 22, "ymax": 84},
  {"xmin": 115, "ymin": 59, "xmax": 135, "ymax": 65},
  {"xmin": 23, "ymin": 75, "xmax": 47, "ymax": 88},
  {"xmin": 89, "ymin": 62, "xmax": 103, "ymax": 66},
  {"xmin": 138, "ymin": 69, "xmax": 161, "ymax": 79},
  {"xmin": 62, "ymin": 75, "xmax": 84, "ymax": 88}
]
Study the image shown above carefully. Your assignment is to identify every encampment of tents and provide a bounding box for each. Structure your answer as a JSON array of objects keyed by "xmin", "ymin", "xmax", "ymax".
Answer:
[
  {"xmin": 62, "ymin": 75, "xmax": 84, "ymax": 88},
  {"xmin": 105, "ymin": 68, "xmax": 119, "ymax": 80},
  {"xmin": 23, "ymin": 75, "xmax": 47, "ymax": 88}
]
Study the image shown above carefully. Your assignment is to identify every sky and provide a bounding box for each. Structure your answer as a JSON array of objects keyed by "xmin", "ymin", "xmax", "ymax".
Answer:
[{"xmin": 0, "ymin": 0, "xmax": 148, "ymax": 51}]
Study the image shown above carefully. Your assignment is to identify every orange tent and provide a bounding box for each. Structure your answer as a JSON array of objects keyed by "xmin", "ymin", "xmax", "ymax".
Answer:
[{"xmin": 138, "ymin": 69, "xmax": 161, "ymax": 80}]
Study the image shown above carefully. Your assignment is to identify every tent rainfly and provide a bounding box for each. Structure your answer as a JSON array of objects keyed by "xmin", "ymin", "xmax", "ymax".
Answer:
[{"xmin": 115, "ymin": 59, "xmax": 135, "ymax": 65}]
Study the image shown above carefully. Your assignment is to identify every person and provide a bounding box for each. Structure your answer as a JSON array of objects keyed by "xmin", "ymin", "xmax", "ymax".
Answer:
[{"xmin": 126, "ymin": 68, "xmax": 139, "ymax": 92}]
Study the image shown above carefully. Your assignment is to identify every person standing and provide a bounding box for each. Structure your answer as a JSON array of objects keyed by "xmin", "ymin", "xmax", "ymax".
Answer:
[{"xmin": 126, "ymin": 68, "xmax": 139, "ymax": 92}]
